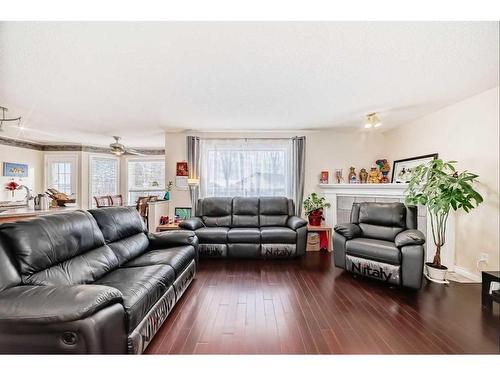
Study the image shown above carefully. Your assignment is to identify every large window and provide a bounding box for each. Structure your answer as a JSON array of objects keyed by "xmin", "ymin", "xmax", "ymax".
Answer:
[
  {"xmin": 200, "ymin": 138, "xmax": 292, "ymax": 198},
  {"xmin": 127, "ymin": 159, "xmax": 165, "ymax": 205},
  {"xmin": 90, "ymin": 156, "xmax": 119, "ymax": 206},
  {"xmin": 45, "ymin": 154, "xmax": 78, "ymax": 198}
]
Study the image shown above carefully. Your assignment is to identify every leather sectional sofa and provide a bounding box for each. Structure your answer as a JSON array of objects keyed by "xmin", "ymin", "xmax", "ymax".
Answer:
[
  {"xmin": 0, "ymin": 207, "xmax": 198, "ymax": 354},
  {"xmin": 333, "ymin": 202, "xmax": 425, "ymax": 289},
  {"xmin": 179, "ymin": 197, "xmax": 308, "ymax": 258}
]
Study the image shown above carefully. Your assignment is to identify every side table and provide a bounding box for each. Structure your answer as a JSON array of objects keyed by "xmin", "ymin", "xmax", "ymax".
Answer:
[
  {"xmin": 307, "ymin": 224, "xmax": 333, "ymax": 252},
  {"xmin": 481, "ymin": 271, "xmax": 500, "ymax": 310},
  {"xmin": 156, "ymin": 223, "xmax": 180, "ymax": 232}
]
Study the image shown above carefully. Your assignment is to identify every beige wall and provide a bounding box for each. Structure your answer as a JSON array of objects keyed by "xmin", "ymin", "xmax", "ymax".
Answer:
[
  {"xmin": 164, "ymin": 130, "xmax": 386, "ymax": 218},
  {"xmin": 384, "ymin": 86, "xmax": 499, "ymax": 275},
  {"xmin": 0, "ymin": 144, "xmax": 44, "ymax": 202}
]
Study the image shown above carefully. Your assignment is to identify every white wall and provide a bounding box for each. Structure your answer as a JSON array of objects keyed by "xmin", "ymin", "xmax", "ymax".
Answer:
[
  {"xmin": 0, "ymin": 144, "xmax": 44, "ymax": 202},
  {"xmin": 384, "ymin": 86, "xmax": 499, "ymax": 276}
]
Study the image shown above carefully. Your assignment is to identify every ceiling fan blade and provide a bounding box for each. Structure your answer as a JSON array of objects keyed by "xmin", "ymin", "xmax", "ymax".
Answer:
[{"xmin": 126, "ymin": 148, "xmax": 147, "ymax": 157}]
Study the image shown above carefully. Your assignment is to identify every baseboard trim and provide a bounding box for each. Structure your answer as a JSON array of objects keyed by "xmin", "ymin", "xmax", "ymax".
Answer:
[{"xmin": 453, "ymin": 266, "xmax": 482, "ymax": 282}]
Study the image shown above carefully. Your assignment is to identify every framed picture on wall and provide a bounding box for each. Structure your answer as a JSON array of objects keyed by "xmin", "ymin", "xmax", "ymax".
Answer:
[
  {"xmin": 176, "ymin": 161, "xmax": 188, "ymax": 176},
  {"xmin": 3, "ymin": 162, "xmax": 29, "ymax": 177},
  {"xmin": 175, "ymin": 207, "xmax": 192, "ymax": 220},
  {"xmin": 391, "ymin": 153, "xmax": 438, "ymax": 183}
]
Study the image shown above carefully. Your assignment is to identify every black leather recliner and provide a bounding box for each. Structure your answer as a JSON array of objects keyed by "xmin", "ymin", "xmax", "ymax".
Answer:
[
  {"xmin": 179, "ymin": 196, "xmax": 308, "ymax": 258},
  {"xmin": 0, "ymin": 207, "xmax": 198, "ymax": 354},
  {"xmin": 333, "ymin": 202, "xmax": 425, "ymax": 289}
]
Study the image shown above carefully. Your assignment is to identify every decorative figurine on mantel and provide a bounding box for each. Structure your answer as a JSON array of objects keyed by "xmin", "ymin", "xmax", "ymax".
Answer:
[
  {"xmin": 348, "ymin": 167, "xmax": 358, "ymax": 184},
  {"xmin": 359, "ymin": 168, "xmax": 368, "ymax": 184},
  {"xmin": 376, "ymin": 159, "xmax": 391, "ymax": 183},
  {"xmin": 368, "ymin": 166, "xmax": 382, "ymax": 183},
  {"xmin": 335, "ymin": 169, "xmax": 345, "ymax": 184}
]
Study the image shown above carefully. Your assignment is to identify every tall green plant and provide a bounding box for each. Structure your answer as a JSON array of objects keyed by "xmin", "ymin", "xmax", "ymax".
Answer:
[
  {"xmin": 405, "ymin": 159, "xmax": 483, "ymax": 268},
  {"xmin": 303, "ymin": 192, "xmax": 331, "ymax": 216}
]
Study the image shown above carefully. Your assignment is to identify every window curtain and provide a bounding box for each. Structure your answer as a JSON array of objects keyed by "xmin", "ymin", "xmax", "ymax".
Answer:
[
  {"xmin": 291, "ymin": 136, "xmax": 306, "ymax": 216},
  {"xmin": 199, "ymin": 138, "xmax": 293, "ymax": 198},
  {"xmin": 187, "ymin": 136, "xmax": 201, "ymax": 214}
]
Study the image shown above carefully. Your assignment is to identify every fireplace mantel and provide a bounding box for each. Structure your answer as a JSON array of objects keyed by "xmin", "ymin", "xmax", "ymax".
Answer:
[{"xmin": 317, "ymin": 182, "xmax": 456, "ymax": 271}]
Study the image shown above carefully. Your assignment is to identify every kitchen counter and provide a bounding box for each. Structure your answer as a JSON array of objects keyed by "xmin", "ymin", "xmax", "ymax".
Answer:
[{"xmin": 0, "ymin": 205, "xmax": 79, "ymax": 222}]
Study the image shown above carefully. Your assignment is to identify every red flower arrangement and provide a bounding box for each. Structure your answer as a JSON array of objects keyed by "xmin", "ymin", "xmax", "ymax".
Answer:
[
  {"xmin": 6, "ymin": 181, "xmax": 19, "ymax": 191},
  {"xmin": 6, "ymin": 181, "xmax": 19, "ymax": 197}
]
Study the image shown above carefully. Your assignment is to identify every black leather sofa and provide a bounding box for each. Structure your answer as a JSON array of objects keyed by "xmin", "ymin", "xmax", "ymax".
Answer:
[
  {"xmin": 333, "ymin": 202, "xmax": 425, "ymax": 289},
  {"xmin": 0, "ymin": 207, "xmax": 198, "ymax": 354},
  {"xmin": 179, "ymin": 197, "xmax": 308, "ymax": 258}
]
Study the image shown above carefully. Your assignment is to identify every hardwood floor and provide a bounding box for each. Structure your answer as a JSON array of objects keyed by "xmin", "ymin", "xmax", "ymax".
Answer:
[{"xmin": 146, "ymin": 252, "xmax": 500, "ymax": 354}]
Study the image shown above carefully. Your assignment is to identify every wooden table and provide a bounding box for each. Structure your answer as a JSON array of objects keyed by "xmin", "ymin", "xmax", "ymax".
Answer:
[
  {"xmin": 156, "ymin": 223, "xmax": 180, "ymax": 232},
  {"xmin": 307, "ymin": 224, "xmax": 333, "ymax": 252}
]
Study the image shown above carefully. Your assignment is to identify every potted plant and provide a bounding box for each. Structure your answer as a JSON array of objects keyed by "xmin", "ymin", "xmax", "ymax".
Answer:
[
  {"xmin": 406, "ymin": 159, "xmax": 483, "ymax": 282},
  {"xmin": 164, "ymin": 181, "xmax": 173, "ymax": 201},
  {"xmin": 303, "ymin": 192, "xmax": 331, "ymax": 226}
]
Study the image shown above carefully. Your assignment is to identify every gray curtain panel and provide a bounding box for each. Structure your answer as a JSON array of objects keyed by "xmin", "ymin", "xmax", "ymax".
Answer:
[
  {"xmin": 187, "ymin": 136, "xmax": 201, "ymax": 215},
  {"xmin": 292, "ymin": 136, "xmax": 306, "ymax": 216}
]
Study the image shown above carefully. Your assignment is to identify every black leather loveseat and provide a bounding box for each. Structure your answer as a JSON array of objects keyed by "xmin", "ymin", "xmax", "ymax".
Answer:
[
  {"xmin": 0, "ymin": 207, "xmax": 198, "ymax": 354},
  {"xmin": 333, "ymin": 202, "xmax": 425, "ymax": 289},
  {"xmin": 179, "ymin": 197, "xmax": 307, "ymax": 258}
]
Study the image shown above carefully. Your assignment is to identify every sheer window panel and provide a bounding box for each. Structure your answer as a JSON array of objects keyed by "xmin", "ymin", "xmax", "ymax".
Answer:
[
  {"xmin": 90, "ymin": 156, "xmax": 119, "ymax": 206},
  {"xmin": 200, "ymin": 138, "xmax": 293, "ymax": 198}
]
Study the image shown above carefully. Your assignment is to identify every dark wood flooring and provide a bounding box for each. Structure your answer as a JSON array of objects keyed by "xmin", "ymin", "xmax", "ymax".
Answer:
[{"xmin": 145, "ymin": 252, "xmax": 500, "ymax": 354}]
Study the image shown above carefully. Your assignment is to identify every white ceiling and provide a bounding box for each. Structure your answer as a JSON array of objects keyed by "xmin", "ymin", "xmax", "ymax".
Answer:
[{"xmin": 0, "ymin": 22, "xmax": 498, "ymax": 148}]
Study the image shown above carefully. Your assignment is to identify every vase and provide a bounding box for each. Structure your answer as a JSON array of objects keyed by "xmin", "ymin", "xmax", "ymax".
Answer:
[
  {"xmin": 164, "ymin": 191, "xmax": 170, "ymax": 201},
  {"xmin": 308, "ymin": 209, "xmax": 323, "ymax": 226}
]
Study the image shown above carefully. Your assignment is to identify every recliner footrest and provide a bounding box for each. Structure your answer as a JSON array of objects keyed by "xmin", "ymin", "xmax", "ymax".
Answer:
[{"xmin": 345, "ymin": 254, "xmax": 401, "ymax": 285}]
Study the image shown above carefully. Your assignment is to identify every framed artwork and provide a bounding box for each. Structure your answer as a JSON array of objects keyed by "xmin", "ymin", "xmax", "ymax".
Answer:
[
  {"xmin": 391, "ymin": 153, "xmax": 438, "ymax": 183},
  {"xmin": 3, "ymin": 162, "xmax": 29, "ymax": 177},
  {"xmin": 176, "ymin": 161, "xmax": 188, "ymax": 176},
  {"xmin": 320, "ymin": 171, "xmax": 329, "ymax": 184},
  {"xmin": 175, "ymin": 207, "xmax": 192, "ymax": 220}
]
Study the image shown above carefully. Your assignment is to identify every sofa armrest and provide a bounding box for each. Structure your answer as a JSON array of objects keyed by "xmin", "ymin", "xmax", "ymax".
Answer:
[
  {"xmin": 395, "ymin": 229, "xmax": 426, "ymax": 248},
  {"xmin": 287, "ymin": 216, "xmax": 307, "ymax": 230},
  {"xmin": 0, "ymin": 285, "xmax": 122, "ymax": 324},
  {"xmin": 334, "ymin": 223, "xmax": 361, "ymax": 240},
  {"xmin": 179, "ymin": 217, "xmax": 205, "ymax": 231},
  {"xmin": 148, "ymin": 230, "xmax": 198, "ymax": 250}
]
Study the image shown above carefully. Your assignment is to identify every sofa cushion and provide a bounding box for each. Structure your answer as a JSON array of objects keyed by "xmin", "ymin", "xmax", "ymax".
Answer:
[
  {"xmin": 259, "ymin": 197, "xmax": 289, "ymax": 227},
  {"xmin": 195, "ymin": 227, "xmax": 229, "ymax": 243},
  {"xmin": 260, "ymin": 227, "xmax": 296, "ymax": 244},
  {"xmin": 200, "ymin": 197, "xmax": 233, "ymax": 227},
  {"xmin": 0, "ymin": 210, "xmax": 120, "ymax": 285},
  {"xmin": 123, "ymin": 246, "xmax": 196, "ymax": 278},
  {"xmin": 346, "ymin": 238, "xmax": 401, "ymax": 265},
  {"xmin": 227, "ymin": 228, "xmax": 261, "ymax": 243},
  {"xmin": 95, "ymin": 265, "xmax": 175, "ymax": 333},
  {"xmin": 89, "ymin": 207, "xmax": 149, "ymax": 265},
  {"xmin": 232, "ymin": 197, "xmax": 259, "ymax": 227}
]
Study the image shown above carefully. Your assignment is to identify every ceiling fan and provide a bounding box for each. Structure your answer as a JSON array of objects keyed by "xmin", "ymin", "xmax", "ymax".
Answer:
[{"xmin": 109, "ymin": 136, "xmax": 146, "ymax": 156}]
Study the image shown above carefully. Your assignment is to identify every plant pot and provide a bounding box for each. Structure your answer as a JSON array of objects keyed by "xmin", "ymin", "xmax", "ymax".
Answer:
[
  {"xmin": 308, "ymin": 209, "xmax": 323, "ymax": 226},
  {"xmin": 425, "ymin": 262, "xmax": 448, "ymax": 282}
]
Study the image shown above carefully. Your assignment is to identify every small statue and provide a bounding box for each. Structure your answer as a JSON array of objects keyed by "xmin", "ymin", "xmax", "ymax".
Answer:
[
  {"xmin": 376, "ymin": 159, "xmax": 391, "ymax": 183},
  {"xmin": 368, "ymin": 166, "xmax": 382, "ymax": 183},
  {"xmin": 359, "ymin": 168, "xmax": 368, "ymax": 183},
  {"xmin": 335, "ymin": 169, "xmax": 345, "ymax": 184},
  {"xmin": 348, "ymin": 167, "xmax": 357, "ymax": 184}
]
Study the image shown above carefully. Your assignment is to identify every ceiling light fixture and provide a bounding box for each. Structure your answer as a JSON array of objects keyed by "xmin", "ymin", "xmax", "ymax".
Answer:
[
  {"xmin": 0, "ymin": 106, "xmax": 22, "ymax": 131},
  {"xmin": 364, "ymin": 112, "xmax": 382, "ymax": 129}
]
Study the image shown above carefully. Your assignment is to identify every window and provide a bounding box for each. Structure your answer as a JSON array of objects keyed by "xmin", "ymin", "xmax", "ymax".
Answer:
[
  {"xmin": 200, "ymin": 138, "xmax": 292, "ymax": 198},
  {"xmin": 127, "ymin": 159, "xmax": 165, "ymax": 205},
  {"xmin": 90, "ymin": 156, "xmax": 119, "ymax": 206},
  {"xmin": 45, "ymin": 154, "xmax": 78, "ymax": 198}
]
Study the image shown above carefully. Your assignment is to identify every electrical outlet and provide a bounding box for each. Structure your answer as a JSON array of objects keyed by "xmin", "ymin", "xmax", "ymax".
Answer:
[{"xmin": 479, "ymin": 252, "xmax": 489, "ymax": 264}]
